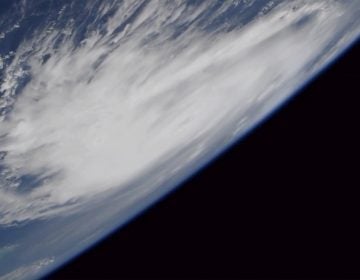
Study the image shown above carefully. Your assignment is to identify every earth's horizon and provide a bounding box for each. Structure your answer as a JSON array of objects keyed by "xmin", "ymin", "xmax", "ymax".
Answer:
[{"xmin": 0, "ymin": 1, "xmax": 359, "ymax": 279}]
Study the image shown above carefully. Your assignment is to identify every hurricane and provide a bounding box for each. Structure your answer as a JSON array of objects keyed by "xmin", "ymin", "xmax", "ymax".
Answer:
[{"xmin": 0, "ymin": 1, "xmax": 359, "ymax": 279}]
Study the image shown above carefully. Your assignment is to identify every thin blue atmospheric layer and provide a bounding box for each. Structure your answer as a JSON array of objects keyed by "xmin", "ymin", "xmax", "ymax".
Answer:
[
  {"xmin": 0, "ymin": 1, "xmax": 359, "ymax": 280},
  {"xmin": 53, "ymin": 33, "xmax": 360, "ymax": 280}
]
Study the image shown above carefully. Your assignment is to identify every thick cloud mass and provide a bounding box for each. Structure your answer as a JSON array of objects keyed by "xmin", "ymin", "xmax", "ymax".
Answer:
[{"xmin": 0, "ymin": 0, "xmax": 359, "ymax": 226}]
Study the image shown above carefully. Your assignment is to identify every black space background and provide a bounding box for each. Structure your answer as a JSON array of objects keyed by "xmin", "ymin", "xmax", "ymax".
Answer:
[{"xmin": 47, "ymin": 41, "xmax": 360, "ymax": 280}]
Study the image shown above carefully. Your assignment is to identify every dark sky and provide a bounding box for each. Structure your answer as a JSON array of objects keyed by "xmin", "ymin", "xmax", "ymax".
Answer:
[{"xmin": 47, "ymin": 41, "xmax": 360, "ymax": 279}]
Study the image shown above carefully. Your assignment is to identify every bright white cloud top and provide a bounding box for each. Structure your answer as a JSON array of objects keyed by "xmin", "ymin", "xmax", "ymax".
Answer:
[{"xmin": 0, "ymin": 0, "xmax": 359, "ymax": 279}]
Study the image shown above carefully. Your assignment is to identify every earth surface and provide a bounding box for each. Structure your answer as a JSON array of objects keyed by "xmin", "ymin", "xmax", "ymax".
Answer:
[{"xmin": 0, "ymin": 1, "xmax": 359, "ymax": 279}]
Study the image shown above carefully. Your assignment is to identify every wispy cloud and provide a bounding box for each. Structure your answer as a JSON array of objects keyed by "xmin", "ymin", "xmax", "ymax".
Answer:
[
  {"xmin": 0, "ymin": 257, "xmax": 54, "ymax": 280},
  {"xmin": 0, "ymin": 0, "xmax": 359, "ymax": 226}
]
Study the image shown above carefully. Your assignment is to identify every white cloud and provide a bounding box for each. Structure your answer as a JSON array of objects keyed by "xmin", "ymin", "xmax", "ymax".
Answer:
[
  {"xmin": 0, "ymin": 0, "xmax": 359, "ymax": 226},
  {"xmin": 0, "ymin": 257, "xmax": 54, "ymax": 280}
]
